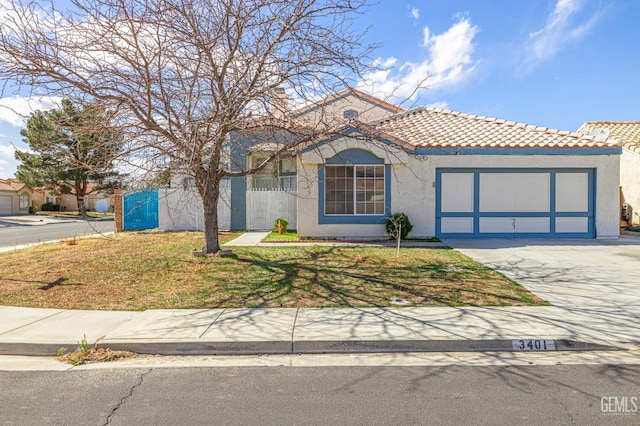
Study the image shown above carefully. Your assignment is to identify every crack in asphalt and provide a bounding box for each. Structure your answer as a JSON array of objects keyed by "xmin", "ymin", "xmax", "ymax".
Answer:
[{"xmin": 103, "ymin": 369, "xmax": 152, "ymax": 425}]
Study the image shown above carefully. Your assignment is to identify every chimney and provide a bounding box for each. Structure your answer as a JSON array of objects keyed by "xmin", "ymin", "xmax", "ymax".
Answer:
[{"xmin": 271, "ymin": 87, "xmax": 289, "ymax": 119}]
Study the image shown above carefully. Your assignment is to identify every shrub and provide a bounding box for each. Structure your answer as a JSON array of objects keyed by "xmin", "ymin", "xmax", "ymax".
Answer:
[
  {"xmin": 41, "ymin": 202, "xmax": 61, "ymax": 211},
  {"xmin": 274, "ymin": 218, "xmax": 288, "ymax": 234},
  {"xmin": 386, "ymin": 213, "xmax": 413, "ymax": 240}
]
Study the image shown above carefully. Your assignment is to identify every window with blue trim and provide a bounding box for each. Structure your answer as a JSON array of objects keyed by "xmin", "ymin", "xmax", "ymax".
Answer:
[{"xmin": 325, "ymin": 164, "xmax": 384, "ymax": 215}]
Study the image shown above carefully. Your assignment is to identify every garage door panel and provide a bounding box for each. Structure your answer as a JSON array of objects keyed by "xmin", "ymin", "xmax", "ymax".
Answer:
[
  {"xmin": 479, "ymin": 173, "xmax": 550, "ymax": 213},
  {"xmin": 556, "ymin": 217, "xmax": 588, "ymax": 233},
  {"xmin": 0, "ymin": 196, "xmax": 11, "ymax": 215},
  {"xmin": 441, "ymin": 217, "xmax": 474, "ymax": 233},
  {"xmin": 556, "ymin": 173, "xmax": 589, "ymax": 212},
  {"xmin": 479, "ymin": 217, "xmax": 550, "ymax": 234},
  {"xmin": 440, "ymin": 173, "xmax": 474, "ymax": 213}
]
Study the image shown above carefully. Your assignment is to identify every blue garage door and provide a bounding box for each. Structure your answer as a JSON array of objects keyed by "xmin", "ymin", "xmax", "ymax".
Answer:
[
  {"xmin": 436, "ymin": 168, "xmax": 595, "ymax": 238},
  {"xmin": 123, "ymin": 189, "xmax": 158, "ymax": 231}
]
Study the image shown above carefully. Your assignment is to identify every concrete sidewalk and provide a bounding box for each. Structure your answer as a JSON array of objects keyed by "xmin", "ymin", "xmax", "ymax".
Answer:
[
  {"xmin": 1, "ymin": 305, "xmax": 637, "ymax": 356},
  {"xmin": 0, "ymin": 215, "xmax": 83, "ymax": 228}
]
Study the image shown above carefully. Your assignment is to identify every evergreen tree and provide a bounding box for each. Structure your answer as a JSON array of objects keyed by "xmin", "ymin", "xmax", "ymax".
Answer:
[{"xmin": 15, "ymin": 99, "xmax": 124, "ymax": 218}]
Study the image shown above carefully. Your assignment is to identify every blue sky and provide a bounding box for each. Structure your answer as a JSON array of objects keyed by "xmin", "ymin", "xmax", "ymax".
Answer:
[{"xmin": 1, "ymin": 0, "xmax": 639, "ymax": 178}]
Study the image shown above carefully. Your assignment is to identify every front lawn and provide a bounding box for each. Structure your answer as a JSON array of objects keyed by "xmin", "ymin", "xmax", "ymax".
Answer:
[{"xmin": 0, "ymin": 231, "xmax": 548, "ymax": 310}]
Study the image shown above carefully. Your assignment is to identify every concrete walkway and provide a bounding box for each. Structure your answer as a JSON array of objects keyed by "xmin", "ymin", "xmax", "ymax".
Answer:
[
  {"xmin": 223, "ymin": 231, "xmax": 270, "ymax": 246},
  {"xmin": 224, "ymin": 231, "xmax": 447, "ymax": 248},
  {"xmin": 0, "ymin": 305, "xmax": 637, "ymax": 356}
]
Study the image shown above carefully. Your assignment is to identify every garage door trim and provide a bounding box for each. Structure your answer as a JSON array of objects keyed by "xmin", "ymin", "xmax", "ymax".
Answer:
[{"xmin": 435, "ymin": 168, "xmax": 595, "ymax": 238}]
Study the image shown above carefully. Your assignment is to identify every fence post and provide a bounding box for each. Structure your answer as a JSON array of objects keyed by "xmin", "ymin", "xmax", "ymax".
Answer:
[{"xmin": 114, "ymin": 190, "xmax": 123, "ymax": 232}]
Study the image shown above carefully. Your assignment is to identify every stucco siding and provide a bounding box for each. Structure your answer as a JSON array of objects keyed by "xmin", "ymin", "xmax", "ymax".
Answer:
[
  {"xmin": 297, "ymin": 149, "xmax": 620, "ymax": 239},
  {"xmin": 620, "ymin": 149, "xmax": 640, "ymax": 225}
]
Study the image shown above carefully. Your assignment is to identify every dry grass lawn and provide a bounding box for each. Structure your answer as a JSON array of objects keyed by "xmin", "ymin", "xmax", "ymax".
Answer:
[{"xmin": 0, "ymin": 231, "xmax": 548, "ymax": 310}]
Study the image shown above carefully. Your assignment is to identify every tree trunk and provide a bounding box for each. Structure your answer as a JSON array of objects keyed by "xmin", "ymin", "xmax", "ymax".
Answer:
[
  {"xmin": 202, "ymin": 184, "xmax": 221, "ymax": 253},
  {"xmin": 76, "ymin": 195, "xmax": 87, "ymax": 218}
]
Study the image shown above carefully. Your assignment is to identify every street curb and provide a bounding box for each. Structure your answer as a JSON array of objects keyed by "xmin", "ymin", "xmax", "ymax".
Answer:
[
  {"xmin": 0, "ymin": 232, "xmax": 115, "ymax": 253},
  {"xmin": 0, "ymin": 338, "xmax": 625, "ymax": 357}
]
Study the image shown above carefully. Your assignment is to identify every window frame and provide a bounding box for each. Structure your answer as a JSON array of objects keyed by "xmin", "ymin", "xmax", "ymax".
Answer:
[
  {"xmin": 19, "ymin": 194, "xmax": 29, "ymax": 210},
  {"xmin": 324, "ymin": 164, "xmax": 385, "ymax": 216},
  {"xmin": 318, "ymin": 148, "xmax": 390, "ymax": 225}
]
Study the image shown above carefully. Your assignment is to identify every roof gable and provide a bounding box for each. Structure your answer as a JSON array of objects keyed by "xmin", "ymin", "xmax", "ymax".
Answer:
[
  {"xmin": 292, "ymin": 88, "xmax": 404, "ymax": 119},
  {"xmin": 0, "ymin": 178, "xmax": 29, "ymax": 192}
]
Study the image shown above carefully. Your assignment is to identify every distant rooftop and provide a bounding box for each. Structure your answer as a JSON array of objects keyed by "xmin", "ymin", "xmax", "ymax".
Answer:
[{"xmin": 578, "ymin": 121, "xmax": 640, "ymax": 153}]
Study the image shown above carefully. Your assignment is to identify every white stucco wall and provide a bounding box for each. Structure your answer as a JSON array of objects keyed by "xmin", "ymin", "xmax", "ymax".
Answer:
[
  {"xmin": 297, "ymin": 94, "xmax": 398, "ymax": 129},
  {"xmin": 298, "ymin": 143, "xmax": 620, "ymax": 239},
  {"xmin": 620, "ymin": 149, "xmax": 640, "ymax": 225}
]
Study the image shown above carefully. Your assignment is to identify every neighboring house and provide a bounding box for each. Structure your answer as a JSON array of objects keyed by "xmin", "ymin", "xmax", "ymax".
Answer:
[
  {"xmin": 44, "ymin": 183, "xmax": 114, "ymax": 212},
  {"xmin": 0, "ymin": 178, "xmax": 33, "ymax": 215},
  {"xmin": 578, "ymin": 122, "xmax": 640, "ymax": 226},
  {"xmin": 31, "ymin": 187, "xmax": 57, "ymax": 209},
  {"xmin": 297, "ymin": 108, "xmax": 621, "ymax": 239}
]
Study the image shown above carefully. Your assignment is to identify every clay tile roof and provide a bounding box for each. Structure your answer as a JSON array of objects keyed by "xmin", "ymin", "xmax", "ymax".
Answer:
[
  {"xmin": 0, "ymin": 178, "xmax": 28, "ymax": 192},
  {"xmin": 577, "ymin": 121, "xmax": 640, "ymax": 153},
  {"xmin": 372, "ymin": 107, "xmax": 621, "ymax": 150}
]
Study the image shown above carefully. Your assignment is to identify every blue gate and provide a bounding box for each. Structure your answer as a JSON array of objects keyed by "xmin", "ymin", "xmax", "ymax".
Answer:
[{"xmin": 123, "ymin": 189, "xmax": 159, "ymax": 230}]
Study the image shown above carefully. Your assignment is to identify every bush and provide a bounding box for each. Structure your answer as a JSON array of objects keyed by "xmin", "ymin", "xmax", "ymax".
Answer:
[
  {"xmin": 41, "ymin": 202, "xmax": 61, "ymax": 212},
  {"xmin": 274, "ymin": 218, "xmax": 288, "ymax": 234},
  {"xmin": 386, "ymin": 213, "xmax": 413, "ymax": 240}
]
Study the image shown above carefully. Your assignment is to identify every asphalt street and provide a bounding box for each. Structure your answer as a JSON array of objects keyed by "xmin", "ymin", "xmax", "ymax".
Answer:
[
  {"xmin": 0, "ymin": 220, "xmax": 114, "ymax": 248},
  {"xmin": 1, "ymin": 364, "xmax": 638, "ymax": 425}
]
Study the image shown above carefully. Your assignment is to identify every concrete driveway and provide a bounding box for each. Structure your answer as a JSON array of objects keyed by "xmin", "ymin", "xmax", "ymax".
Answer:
[{"xmin": 445, "ymin": 236, "xmax": 640, "ymax": 308}]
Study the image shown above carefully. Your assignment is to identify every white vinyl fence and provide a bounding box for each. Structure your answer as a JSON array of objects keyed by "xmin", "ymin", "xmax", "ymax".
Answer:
[
  {"xmin": 246, "ymin": 188, "xmax": 297, "ymax": 230},
  {"xmin": 159, "ymin": 184, "xmax": 231, "ymax": 231}
]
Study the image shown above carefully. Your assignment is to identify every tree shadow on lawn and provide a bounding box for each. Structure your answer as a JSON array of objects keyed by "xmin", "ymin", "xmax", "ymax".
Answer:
[
  {"xmin": 0, "ymin": 276, "xmax": 81, "ymax": 291},
  {"xmin": 218, "ymin": 246, "xmax": 536, "ymax": 308}
]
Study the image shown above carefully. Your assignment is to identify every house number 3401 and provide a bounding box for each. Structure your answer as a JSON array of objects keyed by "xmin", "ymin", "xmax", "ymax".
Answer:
[{"xmin": 512, "ymin": 339, "xmax": 556, "ymax": 351}]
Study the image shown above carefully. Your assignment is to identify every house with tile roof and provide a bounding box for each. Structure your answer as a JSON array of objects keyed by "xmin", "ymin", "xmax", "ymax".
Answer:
[
  {"xmin": 297, "ymin": 107, "xmax": 621, "ymax": 239},
  {"xmin": 578, "ymin": 122, "xmax": 640, "ymax": 226},
  {"xmin": 152, "ymin": 88, "xmax": 621, "ymax": 239},
  {"xmin": 0, "ymin": 178, "xmax": 33, "ymax": 215}
]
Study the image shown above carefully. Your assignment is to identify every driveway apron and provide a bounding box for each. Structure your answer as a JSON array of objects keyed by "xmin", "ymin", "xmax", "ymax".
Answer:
[{"xmin": 444, "ymin": 237, "xmax": 640, "ymax": 309}]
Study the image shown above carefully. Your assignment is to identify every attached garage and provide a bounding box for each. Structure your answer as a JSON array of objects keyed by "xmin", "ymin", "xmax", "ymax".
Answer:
[
  {"xmin": 0, "ymin": 195, "xmax": 11, "ymax": 215},
  {"xmin": 436, "ymin": 168, "xmax": 594, "ymax": 238}
]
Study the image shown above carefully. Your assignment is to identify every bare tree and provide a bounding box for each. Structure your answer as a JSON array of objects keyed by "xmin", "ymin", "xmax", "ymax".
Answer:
[{"xmin": 0, "ymin": 0, "xmax": 379, "ymax": 253}]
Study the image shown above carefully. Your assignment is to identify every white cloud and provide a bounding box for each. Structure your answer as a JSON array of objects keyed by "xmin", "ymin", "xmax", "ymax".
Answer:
[
  {"xmin": 358, "ymin": 17, "xmax": 478, "ymax": 102},
  {"xmin": 0, "ymin": 96, "xmax": 62, "ymax": 127},
  {"xmin": 0, "ymin": 144, "xmax": 15, "ymax": 178},
  {"xmin": 408, "ymin": 6, "xmax": 420, "ymax": 20},
  {"xmin": 0, "ymin": 158, "xmax": 9, "ymax": 177},
  {"xmin": 528, "ymin": 0, "xmax": 601, "ymax": 62}
]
